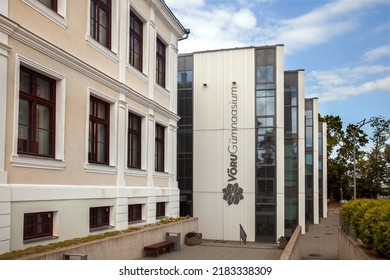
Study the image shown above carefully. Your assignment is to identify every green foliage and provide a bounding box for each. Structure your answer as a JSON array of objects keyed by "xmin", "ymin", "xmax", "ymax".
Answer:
[
  {"xmin": 185, "ymin": 231, "xmax": 202, "ymax": 239},
  {"xmin": 157, "ymin": 216, "xmax": 190, "ymax": 225},
  {"xmin": 0, "ymin": 216, "xmax": 191, "ymax": 260},
  {"xmin": 321, "ymin": 114, "xmax": 390, "ymax": 200},
  {"xmin": 341, "ymin": 199, "xmax": 390, "ymax": 258}
]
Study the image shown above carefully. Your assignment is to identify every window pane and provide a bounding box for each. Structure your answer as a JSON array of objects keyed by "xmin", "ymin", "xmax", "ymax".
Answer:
[
  {"xmin": 20, "ymin": 71, "xmax": 30, "ymax": 93},
  {"xmin": 256, "ymin": 66, "xmax": 274, "ymax": 83},
  {"xmin": 36, "ymin": 78, "xmax": 51, "ymax": 100},
  {"xmin": 18, "ymin": 99, "xmax": 30, "ymax": 152}
]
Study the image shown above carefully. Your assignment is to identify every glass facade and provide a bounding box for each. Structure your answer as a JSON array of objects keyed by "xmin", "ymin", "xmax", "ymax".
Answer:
[
  {"xmin": 177, "ymin": 54, "xmax": 193, "ymax": 217},
  {"xmin": 284, "ymin": 72, "xmax": 299, "ymax": 237},
  {"xmin": 255, "ymin": 47, "xmax": 276, "ymax": 242},
  {"xmin": 318, "ymin": 123, "xmax": 324, "ymax": 218},
  {"xmin": 305, "ymin": 99, "xmax": 314, "ymax": 224}
]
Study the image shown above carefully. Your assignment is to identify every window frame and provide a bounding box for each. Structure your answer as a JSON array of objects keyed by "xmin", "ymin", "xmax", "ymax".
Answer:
[
  {"xmin": 89, "ymin": 96, "xmax": 110, "ymax": 165},
  {"xmin": 23, "ymin": 211, "xmax": 53, "ymax": 241},
  {"xmin": 129, "ymin": 11, "xmax": 143, "ymax": 72},
  {"xmin": 128, "ymin": 204, "xmax": 142, "ymax": 223},
  {"xmin": 155, "ymin": 124, "xmax": 165, "ymax": 172},
  {"xmin": 89, "ymin": 206, "xmax": 110, "ymax": 229},
  {"xmin": 156, "ymin": 202, "xmax": 166, "ymax": 218},
  {"xmin": 37, "ymin": 0, "xmax": 57, "ymax": 11},
  {"xmin": 90, "ymin": 0, "xmax": 112, "ymax": 49},
  {"xmin": 156, "ymin": 38, "xmax": 166, "ymax": 88},
  {"xmin": 18, "ymin": 66, "xmax": 56, "ymax": 158},
  {"xmin": 128, "ymin": 112, "xmax": 142, "ymax": 169}
]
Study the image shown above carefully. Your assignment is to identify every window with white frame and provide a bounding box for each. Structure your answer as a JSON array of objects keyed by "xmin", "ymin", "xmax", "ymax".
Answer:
[
  {"xmin": 12, "ymin": 57, "xmax": 66, "ymax": 170},
  {"xmin": 87, "ymin": 0, "xmax": 118, "ymax": 61},
  {"xmin": 23, "ymin": 211, "xmax": 54, "ymax": 241},
  {"xmin": 18, "ymin": 66, "xmax": 56, "ymax": 158},
  {"xmin": 155, "ymin": 124, "xmax": 165, "ymax": 172},
  {"xmin": 129, "ymin": 11, "xmax": 143, "ymax": 72},
  {"xmin": 85, "ymin": 88, "xmax": 117, "ymax": 173},
  {"xmin": 156, "ymin": 38, "xmax": 166, "ymax": 88},
  {"xmin": 90, "ymin": 0, "xmax": 112, "ymax": 49}
]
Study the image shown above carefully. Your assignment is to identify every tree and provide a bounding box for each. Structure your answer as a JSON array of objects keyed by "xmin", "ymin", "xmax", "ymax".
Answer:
[
  {"xmin": 321, "ymin": 114, "xmax": 390, "ymax": 200},
  {"xmin": 358, "ymin": 116, "xmax": 390, "ymax": 198}
]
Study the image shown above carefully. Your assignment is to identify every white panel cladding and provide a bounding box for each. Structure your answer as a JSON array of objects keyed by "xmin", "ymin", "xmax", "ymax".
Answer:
[
  {"xmin": 322, "ymin": 122, "xmax": 328, "ymax": 218},
  {"xmin": 297, "ymin": 70, "xmax": 306, "ymax": 234},
  {"xmin": 313, "ymin": 98, "xmax": 319, "ymax": 224},
  {"xmin": 193, "ymin": 48, "xmax": 255, "ymax": 241},
  {"xmin": 275, "ymin": 45, "xmax": 285, "ymax": 240}
]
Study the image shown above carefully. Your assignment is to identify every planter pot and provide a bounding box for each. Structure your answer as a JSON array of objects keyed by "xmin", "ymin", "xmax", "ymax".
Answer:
[
  {"xmin": 279, "ymin": 239, "xmax": 288, "ymax": 249},
  {"xmin": 185, "ymin": 237, "xmax": 202, "ymax": 246}
]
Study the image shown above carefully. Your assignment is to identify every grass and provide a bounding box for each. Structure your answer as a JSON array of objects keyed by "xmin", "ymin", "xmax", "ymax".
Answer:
[{"xmin": 0, "ymin": 216, "xmax": 191, "ymax": 260}]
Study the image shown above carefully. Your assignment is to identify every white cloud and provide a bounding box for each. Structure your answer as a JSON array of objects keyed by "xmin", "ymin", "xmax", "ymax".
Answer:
[
  {"xmin": 164, "ymin": 0, "xmax": 205, "ymax": 10},
  {"xmin": 169, "ymin": 0, "xmax": 389, "ymax": 54},
  {"xmin": 167, "ymin": 1, "xmax": 261, "ymax": 53},
  {"xmin": 267, "ymin": 0, "xmax": 385, "ymax": 53},
  {"xmin": 307, "ymin": 65, "xmax": 390, "ymax": 101},
  {"xmin": 362, "ymin": 45, "xmax": 390, "ymax": 62},
  {"xmin": 233, "ymin": 8, "xmax": 257, "ymax": 29}
]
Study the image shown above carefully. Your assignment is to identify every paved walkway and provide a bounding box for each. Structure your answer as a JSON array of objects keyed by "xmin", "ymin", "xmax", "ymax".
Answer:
[
  {"xmin": 140, "ymin": 206, "xmax": 341, "ymax": 260},
  {"xmin": 300, "ymin": 207, "xmax": 340, "ymax": 260},
  {"xmin": 140, "ymin": 240, "xmax": 283, "ymax": 260}
]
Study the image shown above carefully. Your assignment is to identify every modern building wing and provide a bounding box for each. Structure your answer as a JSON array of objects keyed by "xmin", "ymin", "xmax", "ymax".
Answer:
[
  {"xmin": 177, "ymin": 46, "xmax": 327, "ymax": 243},
  {"xmin": 0, "ymin": 0, "xmax": 187, "ymax": 254}
]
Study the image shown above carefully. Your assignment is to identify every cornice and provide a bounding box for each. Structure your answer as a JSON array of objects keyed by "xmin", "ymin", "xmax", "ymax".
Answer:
[
  {"xmin": 148, "ymin": 0, "xmax": 186, "ymax": 37},
  {"xmin": 0, "ymin": 15, "xmax": 179, "ymax": 122}
]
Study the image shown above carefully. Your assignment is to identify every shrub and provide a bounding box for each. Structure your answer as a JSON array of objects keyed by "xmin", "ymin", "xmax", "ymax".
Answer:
[
  {"xmin": 341, "ymin": 199, "xmax": 390, "ymax": 259},
  {"xmin": 185, "ymin": 231, "xmax": 202, "ymax": 239}
]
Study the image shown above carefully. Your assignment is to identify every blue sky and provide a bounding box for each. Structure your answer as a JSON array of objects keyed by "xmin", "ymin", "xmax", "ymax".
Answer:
[{"xmin": 167, "ymin": 0, "xmax": 390, "ymax": 135}]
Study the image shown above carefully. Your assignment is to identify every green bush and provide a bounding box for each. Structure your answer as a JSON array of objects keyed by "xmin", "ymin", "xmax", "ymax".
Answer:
[{"xmin": 341, "ymin": 199, "xmax": 390, "ymax": 258}]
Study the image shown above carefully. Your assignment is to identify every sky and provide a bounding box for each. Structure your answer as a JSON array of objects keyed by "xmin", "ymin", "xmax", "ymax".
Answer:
[{"xmin": 166, "ymin": 0, "xmax": 390, "ymax": 138}]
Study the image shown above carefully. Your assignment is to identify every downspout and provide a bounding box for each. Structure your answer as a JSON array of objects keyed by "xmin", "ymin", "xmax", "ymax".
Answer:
[{"xmin": 178, "ymin": 29, "xmax": 190, "ymax": 41}]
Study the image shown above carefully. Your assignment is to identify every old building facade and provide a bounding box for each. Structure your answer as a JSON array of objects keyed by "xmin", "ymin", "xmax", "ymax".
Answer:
[{"xmin": 0, "ymin": 0, "xmax": 188, "ymax": 253}]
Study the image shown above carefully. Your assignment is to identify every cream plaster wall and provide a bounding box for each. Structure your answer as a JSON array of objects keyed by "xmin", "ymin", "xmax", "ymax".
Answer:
[{"xmin": 0, "ymin": 0, "xmax": 185, "ymax": 254}]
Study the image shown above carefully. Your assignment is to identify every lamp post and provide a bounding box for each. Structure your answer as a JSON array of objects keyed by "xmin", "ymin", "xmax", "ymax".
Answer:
[{"xmin": 352, "ymin": 119, "xmax": 372, "ymax": 200}]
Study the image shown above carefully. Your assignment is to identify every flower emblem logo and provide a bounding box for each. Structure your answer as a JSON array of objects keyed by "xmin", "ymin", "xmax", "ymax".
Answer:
[{"xmin": 222, "ymin": 183, "xmax": 244, "ymax": 205}]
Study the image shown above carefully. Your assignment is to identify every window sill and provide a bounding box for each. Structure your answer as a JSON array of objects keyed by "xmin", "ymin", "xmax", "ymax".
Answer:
[
  {"xmin": 125, "ymin": 168, "xmax": 147, "ymax": 177},
  {"xmin": 22, "ymin": 0, "xmax": 67, "ymax": 29},
  {"xmin": 11, "ymin": 154, "xmax": 66, "ymax": 170},
  {"xmin": 24, "ymin": 235, "xmax": 59, "ymax": 244},
  {"xmin": 154, "ymin": 171, "xmax": 169, "ymax": 179},
  {"xmin": 126, "ymin": 64, "xmax": 149, "ymax": 84},
  {"xmin": 154, "ymin": 84, "xmax": 171, "ymax": 97},
  {"xmin": 128, "ymin": 220, "xmax": 146, "ymax": 226},
  {"xmin": 85, "ymin": 163, "xmax": 117, "ymax": 175},
  {"xmin": 86, "ymin": 36, "xmax": 119, "ymax": 63},
  {"xmin": 89, "ymin": 225, "xmax": 114, "ymax": 232}
]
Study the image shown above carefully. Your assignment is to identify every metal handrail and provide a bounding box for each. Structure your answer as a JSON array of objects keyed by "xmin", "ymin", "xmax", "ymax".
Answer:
[{"xmin": 239, "ymin": 224, "xmax": 247, "ymax": 245}]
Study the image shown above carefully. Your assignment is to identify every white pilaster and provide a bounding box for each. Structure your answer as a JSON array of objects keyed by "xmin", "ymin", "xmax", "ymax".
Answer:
[
  {"xmin": 313, "ymin": 98, "xmax": 319, "ymax": 224},
  {"xmin": 147, "ymin": 113, "xmax": 155, "ymax": 188},
  {"xmin": 0, "ymin": 0, "xmax": 8, "ymax": 16},
  {"xmin": 148, "ymin": 9, "xmax": 156, "ymax": 101},
  {"xmin": 116, "ymin": 97, "xmax": 127, "ymax": 186},
  {"xmin": 322, "ymin": 122, "xmax": 328, "ymax": 218},
  {"xmin": 115, "ymin": 188, "xmax": 128, "ymax": 231},
  {"xmin": 0, "ymin": 35, "xmax": 10, "ymax": 184},
  {"xmin": 118, "ymin": 0, "xmax": 128, "ymax": 83}
]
